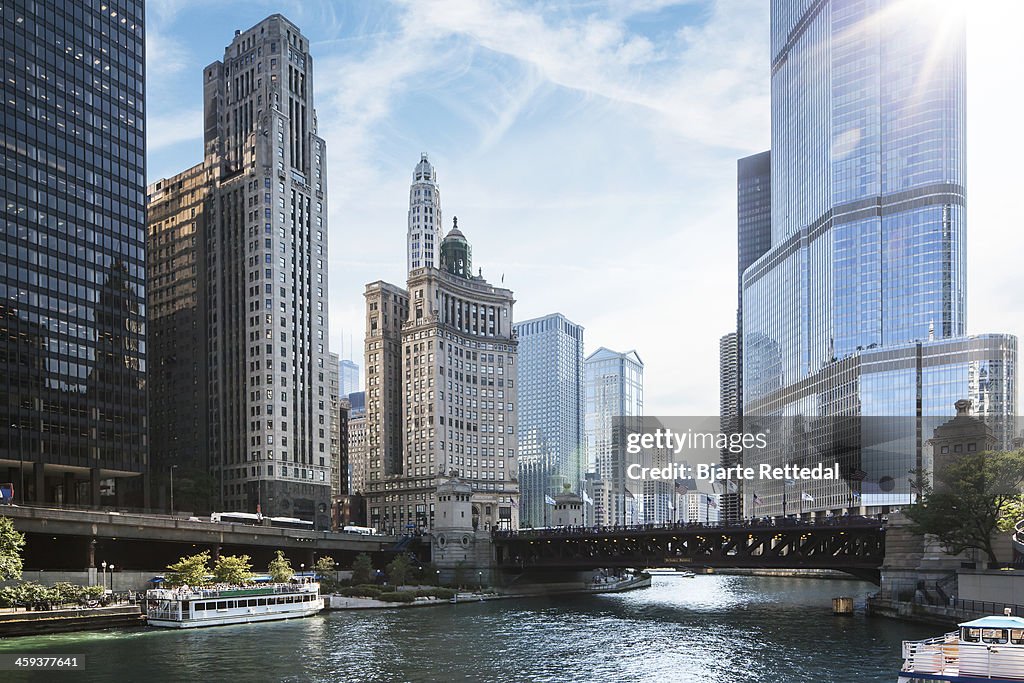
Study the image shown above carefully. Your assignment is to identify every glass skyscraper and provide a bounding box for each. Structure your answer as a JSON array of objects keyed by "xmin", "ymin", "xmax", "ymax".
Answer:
[
  {"xmin": 584, "ymin": 347, "xmax": 643, "ymax": 526},
  {"xmin": 742, "ymin": 0, "xmax": 1016, "ymax": 516},
  {"xmin": 514, "ymin": 313, "xmax": 585, "ymax": 528},
  {"xmin": 0, "ymin": 1, "xmax": 148, "ymax": 507}
]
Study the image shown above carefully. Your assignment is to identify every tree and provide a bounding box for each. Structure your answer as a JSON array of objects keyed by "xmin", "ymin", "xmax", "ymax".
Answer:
[
  {"xmin": 0, "ymin": 516, "xmax": 25, "ymax": 581},
  {"xmin": 213, "ymin": 554, "xmax": 253, "ymax": 585},
  {"xmin": 313, "ymin": 555, "xmax": 336, "ymax": 578},
  {"xmin": 904, "ymin": 450, "xmax": 1024, "ymax": 565},
  {"xmin": 351, "ymin": 553, "xmax": 373, "ymax": 585},
  {"xmin": 165, "ymin": 551, "xmax": 211, "ymax": 587},
  {"xmin": 268, "ymin": 550, "xmax": 294, "ymax": 583},
  {"xmin": 385, "ymin": 554, "xmax": 411, "ymax": 587}
]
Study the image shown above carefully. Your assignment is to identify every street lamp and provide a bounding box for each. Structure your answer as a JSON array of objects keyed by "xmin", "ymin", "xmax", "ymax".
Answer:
[
  {"xmin": 436, "ymin": 569, "xmax": 441, "ymax": 586},
  {"xmin": 109, "ymin": 564, "xmax": 115, "ymax": 591},
  {"xmin": 169, "ymin": 465, "xmax": 178, "ymax": 516},
  {"xmin": 478, "ymin": 571, "xmax": 483, "ymax": 591},
  {"xmin": 10, "ymin": 424, "xmax": 23, "ymax": 504},
  {"xmin": 300, "ymin": 563, "xmax": 305, "ymax": 583},
  {"xmin": 101, "ymin": 560, "xmax": 107, "ymax": 588}
]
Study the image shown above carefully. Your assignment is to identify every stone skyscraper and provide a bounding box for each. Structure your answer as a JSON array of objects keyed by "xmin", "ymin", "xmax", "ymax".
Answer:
[
  {"xmin": 742, "ymin": 0, "xmax": 1015, "ymax": 517},
  {"xmin": 1, "ymin": 1, "xmax": 148, "ymax": 507},
  {"xmin": 148, "ymin": 15, "xmax": 331, "ymax": 526},
  {"xmin": 514, "ymin": 313, "xmax": 585, "ymax": 528},
  {"xmin": 363, "ymin": 158, "xmax": 519, "ymax": 533}
]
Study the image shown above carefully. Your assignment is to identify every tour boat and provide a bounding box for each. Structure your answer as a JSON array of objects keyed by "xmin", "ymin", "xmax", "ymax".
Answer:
[
  {"xmin": 898, "ymin": 612, "xmax": 1024, "ymax": 682},
  {"xmin": 146, "ymin": 582, "xmax": 323, "ymax": 628},
  {"xmin": 645, "ymin": 568, "xmax": 696, "ymax": 577}
]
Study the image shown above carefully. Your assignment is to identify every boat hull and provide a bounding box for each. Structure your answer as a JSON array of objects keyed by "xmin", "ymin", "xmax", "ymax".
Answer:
[{"xmin": 148, "ymin": 601, "xmax": 323, "ymax": 628}]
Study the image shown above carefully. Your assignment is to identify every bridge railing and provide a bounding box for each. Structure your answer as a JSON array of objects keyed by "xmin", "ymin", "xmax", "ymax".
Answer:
[{"xmin": 493, "ymin": 515, "xmax": 887, "ymax": 540}]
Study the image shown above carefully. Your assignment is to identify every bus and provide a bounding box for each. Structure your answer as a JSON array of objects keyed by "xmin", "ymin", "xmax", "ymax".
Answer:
[
  {"xmin": 210, "ymin": 512, "xmax": 262, "ymax": 525},
  {"xmin": 267, "ymin": 516, "xmax": 314, "ymax": 531},
  {"xmin": 340, "ymin": 525, "xmax": 378, "ymax": 536},
  {"xmin": 209, "ymin": 513, "xmax": 313, "ymax": 531}
]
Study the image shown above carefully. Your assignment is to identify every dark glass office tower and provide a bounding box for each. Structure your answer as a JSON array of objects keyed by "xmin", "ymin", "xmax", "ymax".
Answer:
[
  {"xmin": 0, "ymin": 1, "xmax": 148, "ymax": 507},
  {"xmin": 721, "ymin": 151, "xmax": 772, "ymax": 522}
]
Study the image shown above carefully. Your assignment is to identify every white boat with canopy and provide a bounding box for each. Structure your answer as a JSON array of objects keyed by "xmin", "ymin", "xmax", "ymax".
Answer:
[
  {"xmin": 899, "ymin": 612, "xmax": 1024, "ymax": 682},
  {"xmin": 146, "ymin": 581, "xmax": 323, "ymax": 628}
]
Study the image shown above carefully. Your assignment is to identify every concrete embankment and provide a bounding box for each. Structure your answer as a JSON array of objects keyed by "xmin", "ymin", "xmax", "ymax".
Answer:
[{"xmin": 0, "ymin": 605, "xmax": 145, "ymax": 637}]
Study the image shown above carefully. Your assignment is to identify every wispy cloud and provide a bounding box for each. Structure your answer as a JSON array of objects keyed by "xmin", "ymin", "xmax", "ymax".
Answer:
[{"xmin": 147, "ymin": 109, "xmax": 202, "ymax": 158}]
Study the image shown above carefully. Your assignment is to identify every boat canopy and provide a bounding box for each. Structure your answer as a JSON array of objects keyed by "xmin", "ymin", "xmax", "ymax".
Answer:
[{"xmin": 959, "ymin": 616, "xmax": 1024, "ymax": 628}]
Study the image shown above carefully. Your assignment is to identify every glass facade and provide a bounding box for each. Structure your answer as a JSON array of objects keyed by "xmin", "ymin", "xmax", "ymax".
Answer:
[
  {"xmin": 742, "ymin": 0, "xmax": 1015, "ymax": 516},
  {"xmin": 0, "ymin": 0, "xmax": 148, "ymax": 507},
  {"xmin": 514, "ymin": 313, "xmax": 585, "ymax": 528},
  {"xmin": 584, "ymin": 347, "xmax": 643, "ymax": 526}
]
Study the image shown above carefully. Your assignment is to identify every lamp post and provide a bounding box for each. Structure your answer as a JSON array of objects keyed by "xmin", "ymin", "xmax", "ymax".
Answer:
[
  {"xmin": 478, "ymin": 571, "xmax": 483, "ymax": 591},
  {"xmin": 10, "ymin": 423, "xmax": 24, "ymax": 504},
  {"xmin": 436, "ymin": 569, "xmax": 441, "ymax": 586},
  {"xmin": 300, "ymin": 563, "xmax": 305, "ymax": 583},
  {"xmin": 169, "ymin": 465, "xmax": 177, "ymax": 516},
  {"xmin": 109, "ymin": 564, "xmax": 115, "ymax": 591},
  {"xmin": 101, "ymin": 561, "xmax": 107, "ymax": 589}
]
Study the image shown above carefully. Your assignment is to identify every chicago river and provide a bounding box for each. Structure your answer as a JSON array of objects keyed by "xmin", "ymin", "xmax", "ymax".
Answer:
[{"xmin": 0, "ymin": 575, "xmax": 931, "ymax": 682}]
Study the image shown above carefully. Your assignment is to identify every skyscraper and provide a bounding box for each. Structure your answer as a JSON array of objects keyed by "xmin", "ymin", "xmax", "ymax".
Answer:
[
  {"xmin": 148, "ymin": 15, "xmax": 331, "ymax": 526},
  {"xmin": 328, "ymin": 352, "xmax": 343, "ymax": 498},
  {"xmin": 363, "ymin": 157, "xmax": 519, "ymax": 533},
  {"xmin": 720, "ymin": 151, "xmax": 771, "ymax": 523},
  {"xmin": 406, "ymin": 154, "xmax": 443, "ymax": 272},
  {"xmin": 339, "ymin": 358, "xmax": 359, "ymax": 397},
  {"xmin": 1, "ymin": 1, "xmax": 148, "ymax": 507},
  {"xmin": 347, "ymin": 391, "xmax": 366, "ymax": 496},
  {"xmin": 584, "ymin": 347, "xmax": 643, "ymax": 526},
  {"xmin": 742, "ymin": 0, "xmax": 1016, "ymax": 517},
  {"xmin": 147, "ymin": 160, "xmax": 217, "ymax": 512},
  {"xmin": 718, "ymin": 332, "xmax": 740, "ymax": 520},
  {"xmin": 514, "ymin": 313, "xmax": 585, "ymax": 528}
]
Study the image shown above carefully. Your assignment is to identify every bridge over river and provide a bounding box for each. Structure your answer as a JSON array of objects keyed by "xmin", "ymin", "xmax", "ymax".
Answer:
[{"xmin": 490, "ymin": 516, "xmax": 886, "ymax": 583}]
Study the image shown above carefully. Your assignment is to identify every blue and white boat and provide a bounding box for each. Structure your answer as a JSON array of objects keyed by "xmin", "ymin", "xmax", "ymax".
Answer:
[
  {"xmin": 146, "ymin": 582, "xmax": 323, "ymax": 628},
  {"xmin": 899, "ymin": 613, "xmax": 1024, "ymax": 682}
]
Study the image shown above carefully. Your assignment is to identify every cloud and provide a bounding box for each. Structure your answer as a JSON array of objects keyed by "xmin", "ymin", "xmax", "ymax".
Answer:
[
  {"xmin": 147, "ymin": 109, "xmax": 203, "ymax": 158},
  {"xmin": 311, "ymin": 0, "xmax": 769, "ymax": 414}
]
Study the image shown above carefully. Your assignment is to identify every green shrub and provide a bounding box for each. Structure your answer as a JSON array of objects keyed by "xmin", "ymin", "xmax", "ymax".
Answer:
[
  {"xmin": 338, "ymin": 586, "xmax": 382, "ymax": 598},
  {"xmin": 413, "ymin": 588, "xmax": 454, "ymax": 600},
  {"xmin": 377, "ymin": 591, "xmax": 415, "ymax": 603}
]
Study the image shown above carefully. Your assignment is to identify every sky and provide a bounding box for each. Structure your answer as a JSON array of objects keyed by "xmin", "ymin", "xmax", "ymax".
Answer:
[{"xmin": 146, "ymin": 0, "xmax": 1024, "ymax": 416}]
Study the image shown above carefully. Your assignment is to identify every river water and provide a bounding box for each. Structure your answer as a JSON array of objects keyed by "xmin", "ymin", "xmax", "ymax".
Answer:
[{"xmin": 0, "ymin": 574, "xmax": 936, "ymax": 682}]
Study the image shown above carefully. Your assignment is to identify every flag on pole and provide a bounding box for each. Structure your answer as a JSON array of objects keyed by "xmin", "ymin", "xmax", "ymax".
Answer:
[
  {"xmin": 706, "ymin": 494, "xmax": 718, "ymax": 508},
  {"xmin": 753, "ymin": 493, "xmax": 764, "ymax": 506},
  {"xmin": 785, "ymin": 479, "xmax": 796, "ymax": 487},
  {"xmin": 801, "ymin": 491, "xmax": 814, "ymax": 502},
  {"xmin": 727, "ymin": 480, "xmax": 739, "ymax": 494},
  {"xmin": 545, "ymin": 495, "xmax": 556, "ymax": 505},
  {"xmin": 582, "ymin": 489, "xmax": 594, "ymax": 505}
]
